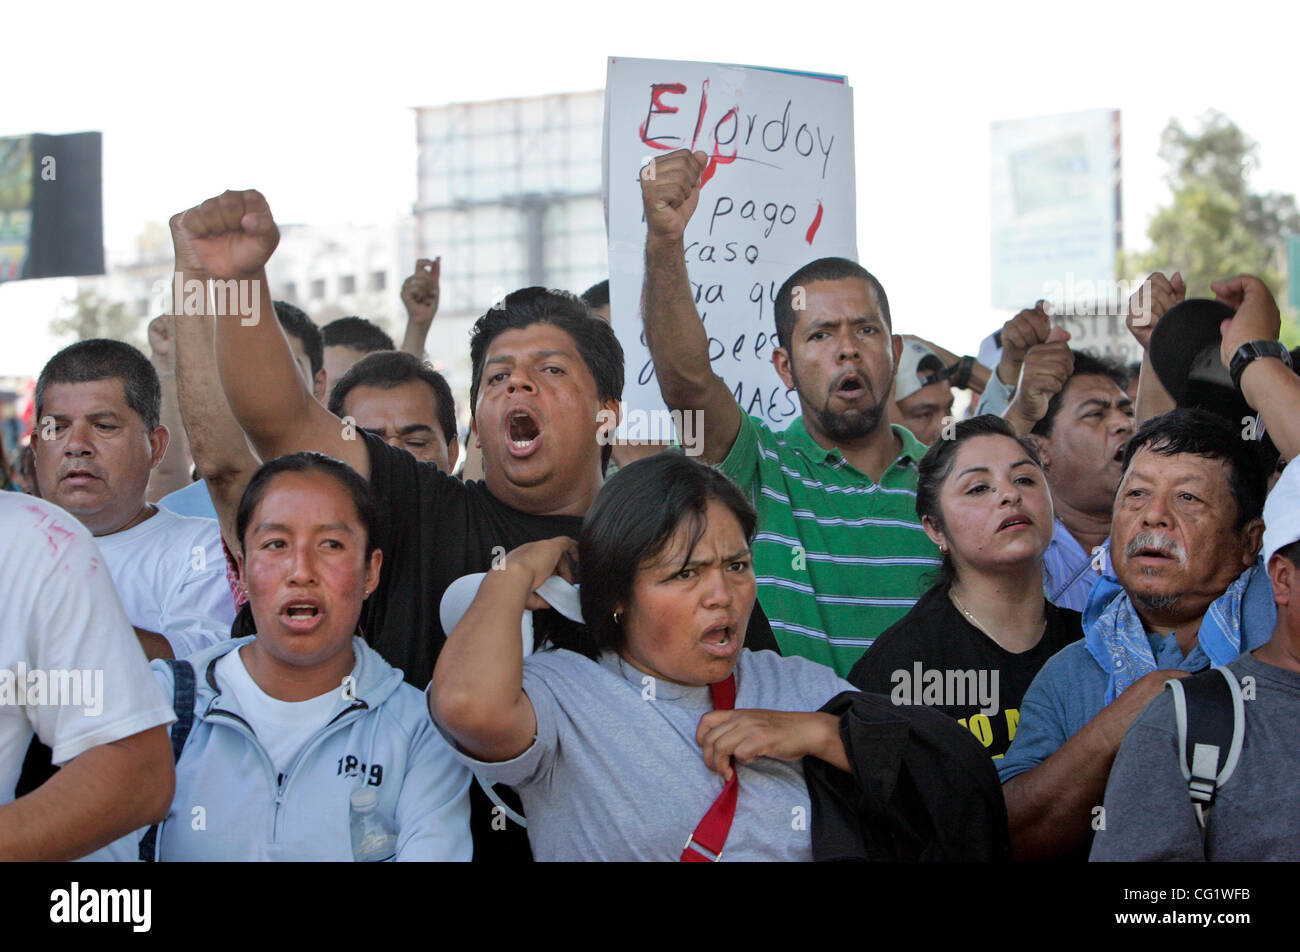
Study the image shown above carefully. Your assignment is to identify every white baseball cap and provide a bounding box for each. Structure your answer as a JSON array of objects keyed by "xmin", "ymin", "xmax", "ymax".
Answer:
[
  {"xmin": 895, "ymin": 340, "xmax": 951, "ymax": 402},
  {"xmin": 1262, "ymin": 456, "xmax": 1300, "ymax": 565}
]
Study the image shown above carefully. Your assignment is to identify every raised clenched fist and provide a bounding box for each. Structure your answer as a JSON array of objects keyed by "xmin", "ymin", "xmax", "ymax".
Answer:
[
  {"xmin": 169, "ymin": 211, "xmax": 207, "ymax": 276},
  {"xmin": 401, "ymin": 258, "xmax": 441, "ymax": 326},
  {"xmin": 175, "ymin": 189, "xmax": 280, "ymax": 280},
  {"xmin": 640, "ymin": 149, "xmax": 709, "ymax": 244},
  {"xmin": 1212, "ymin": 275, "xmax": 1281, "ymax": 370},
  {"xmin": 1007, "ymin": 327, "xmax": 1073, "ymax": 430},
  {"xmin": 1126, "ymin": 271, "xmax": 1185, "ymax": 351},
  {"xmin": 147, "ymin": 314, "xmax": 175, "ymax": 371},
  {"xmin": 997, "ymin": 302, "xmax": 1052, "ymax": 386}
]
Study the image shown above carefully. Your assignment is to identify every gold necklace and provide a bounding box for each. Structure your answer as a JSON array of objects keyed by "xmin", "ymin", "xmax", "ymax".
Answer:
[{"xmin": 949, "ymin": 588, "xmax": 1045, "ymax": 644}]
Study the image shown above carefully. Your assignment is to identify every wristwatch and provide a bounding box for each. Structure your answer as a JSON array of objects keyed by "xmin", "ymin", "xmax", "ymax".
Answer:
[{"xmin": 1229, "ymin": 340, "xmax": 1292, "ymax": 392}]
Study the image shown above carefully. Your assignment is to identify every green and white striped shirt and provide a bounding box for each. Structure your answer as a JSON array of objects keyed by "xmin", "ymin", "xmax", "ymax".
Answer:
[{"xmin": 720, "ymin": 414, "xmax": 940, "ymax": 676}]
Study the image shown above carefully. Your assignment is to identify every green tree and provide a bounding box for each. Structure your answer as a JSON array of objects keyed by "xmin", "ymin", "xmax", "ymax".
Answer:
[
  {"xmin": 1124, "ymin": 110, "xmax": 1300, "ymax": 344},
  {"xmin": 49, "ymin": 287, "xmax": 145, "ymax": 350}
]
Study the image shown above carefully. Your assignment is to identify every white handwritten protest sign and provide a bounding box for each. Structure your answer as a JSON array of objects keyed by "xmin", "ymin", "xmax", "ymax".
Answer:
[{"xmin": 603, "ymin": 57, "xmax": 856, "ymax": 435}]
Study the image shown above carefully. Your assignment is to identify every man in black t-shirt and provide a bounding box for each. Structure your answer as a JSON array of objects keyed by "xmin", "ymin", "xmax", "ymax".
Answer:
[
  {"xmin": 182, "ymin": 190, "xmax": 777, "ymax": 681},
  {"xmin": 181, "ymin": 189, "xmax": 779, "ymax": 859}
]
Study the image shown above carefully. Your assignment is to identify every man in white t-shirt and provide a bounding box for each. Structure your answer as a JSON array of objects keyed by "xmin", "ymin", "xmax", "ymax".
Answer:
[
  {"xmin": 0, "ymin": 492, "xmax": 176, "ymax": 859},
  {"xmin": 32, "ymin": 339, "xmax": 236, "ymax": 660}
]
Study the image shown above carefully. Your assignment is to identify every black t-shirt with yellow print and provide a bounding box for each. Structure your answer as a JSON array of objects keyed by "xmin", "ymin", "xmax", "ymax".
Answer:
[{"xmin": 847, "ymin": 581, "xmax": 1081, "ymax": 759}]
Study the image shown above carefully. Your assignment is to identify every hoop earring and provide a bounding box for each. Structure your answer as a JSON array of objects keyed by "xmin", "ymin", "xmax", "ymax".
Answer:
[{"xmin": 613, "ymin": 610, "xmax": 622, "ymax": 625}]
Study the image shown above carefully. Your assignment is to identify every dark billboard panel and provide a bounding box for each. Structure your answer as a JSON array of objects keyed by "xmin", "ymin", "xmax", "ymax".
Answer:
[{"xmin": 0, "ymin": 131, "xmax": 104, "ymax": 282}]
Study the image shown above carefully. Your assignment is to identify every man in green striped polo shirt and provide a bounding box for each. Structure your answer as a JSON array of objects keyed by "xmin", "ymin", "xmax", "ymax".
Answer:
[{"xmin": 640, "ymin": 149, "xmax": 940, "ymax": 676}]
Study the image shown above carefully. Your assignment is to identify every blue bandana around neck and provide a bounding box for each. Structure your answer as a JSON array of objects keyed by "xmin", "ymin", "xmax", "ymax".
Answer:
[{"xmin": 1084, "ymin": 563, "xmax": 1259, "ymax": 705}]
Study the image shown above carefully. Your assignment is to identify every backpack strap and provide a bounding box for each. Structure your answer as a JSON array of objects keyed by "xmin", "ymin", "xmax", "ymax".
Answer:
[
  {"xmin": 1165, "ymin": 666, "xmax": 1245, "ymax": 835},
  {"xmin": 138, "ymin": 658, "xmax": 197, "ymax": 862}
]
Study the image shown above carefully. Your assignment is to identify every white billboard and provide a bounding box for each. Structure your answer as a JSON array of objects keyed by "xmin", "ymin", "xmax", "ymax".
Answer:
[
  {"xmin": 990, "ymin": 108, "xmax": 1121, "ymax": 313},
  {"xmin": 603, "ymin": 57, "xmax": 856, "ymax": 432}
]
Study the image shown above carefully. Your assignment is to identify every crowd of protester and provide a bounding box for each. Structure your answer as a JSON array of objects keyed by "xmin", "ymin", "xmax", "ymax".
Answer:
[{"xmin": 1, "ymin": 145, "xmax": 1298, "ymax": 862}]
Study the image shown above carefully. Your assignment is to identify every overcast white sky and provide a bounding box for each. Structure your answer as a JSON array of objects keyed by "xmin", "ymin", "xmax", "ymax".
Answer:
[{"xmin": 2, "ymin": 0, "xmax": 1298, "ymax": 377}]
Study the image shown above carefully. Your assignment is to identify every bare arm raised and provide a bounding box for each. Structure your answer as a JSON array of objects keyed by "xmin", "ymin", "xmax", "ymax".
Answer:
[
  {"xmin": 145, "ymin": 315, "xmax": 192, "ymax": 502},
  {"xmin": 179, "ymin": 190, "xmax": 370, "ymax": 480},
  {"xmin": 400, "ymin": 257, "xmax": 440, "ymax": 357},
  {"xmin": 167, "ymin": 211, "xmax": 262, "ymax": 552},
  {"xmin": 1215, "ymin": 274, "xmax": 1300, "ymax": 462},
  {"xmin": 641, "ymin": 150, "xmax": 741, "ymax": 465}
]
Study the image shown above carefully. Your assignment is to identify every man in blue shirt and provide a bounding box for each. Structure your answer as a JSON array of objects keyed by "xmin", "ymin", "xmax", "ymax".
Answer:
[
  {"xmin": 999, "ymin": 409, "xmax": 1273, "ymax": 860},
  {"xmin": 1090, "ymin": 454, "xmax": 1300, "ymax": 861},
  {"xmin": 1020, "ymin": 350, "xmax": 1135, "ymax": 611}
]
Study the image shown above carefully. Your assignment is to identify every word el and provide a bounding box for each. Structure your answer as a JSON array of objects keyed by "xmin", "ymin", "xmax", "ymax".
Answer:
[{"xmin": 639, "ymin": 82, "xmax": 836, "ymax": 182}]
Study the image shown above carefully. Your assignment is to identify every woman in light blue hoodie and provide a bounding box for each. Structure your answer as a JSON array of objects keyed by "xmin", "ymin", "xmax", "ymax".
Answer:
[{"xmin": 97, "ymin": 452, "xmax": 472, "ymax": 861}]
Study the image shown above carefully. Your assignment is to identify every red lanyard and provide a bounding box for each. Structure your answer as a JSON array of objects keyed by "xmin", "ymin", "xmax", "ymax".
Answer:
[{"xmin": 681, "ymin": 673, "xmax": 738, "ymax": 862}]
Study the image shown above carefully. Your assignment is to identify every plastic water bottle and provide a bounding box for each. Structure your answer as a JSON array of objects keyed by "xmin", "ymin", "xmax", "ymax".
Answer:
[{"xmin": 349, "ymin": 787, "xmax": 397, "ymax": 861}]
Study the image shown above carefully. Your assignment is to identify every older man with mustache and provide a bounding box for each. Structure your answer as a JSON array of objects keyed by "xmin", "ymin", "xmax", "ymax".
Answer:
[
  {"xmin": 1091, "ymin": 453, "xmax": 1300, "ymax": 860},
  {"xmin": 996, "ymin": 408, "xmax": 1276, "ymax": 861}
]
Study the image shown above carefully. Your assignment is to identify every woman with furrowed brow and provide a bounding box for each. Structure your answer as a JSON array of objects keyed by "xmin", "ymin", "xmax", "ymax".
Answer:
[
  {"xmin": 430, "ymin": 453, "xmax": 863, "ymax": 861},
  {"xmin": 848, "ymin": 415, "xmax": 1082, "ymax": 759}
]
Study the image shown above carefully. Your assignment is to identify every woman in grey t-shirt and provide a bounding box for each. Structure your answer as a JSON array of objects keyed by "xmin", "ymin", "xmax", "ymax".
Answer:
[{"xmin": 430, "ymin": 454, "xmax": 856, "ymax": 861}]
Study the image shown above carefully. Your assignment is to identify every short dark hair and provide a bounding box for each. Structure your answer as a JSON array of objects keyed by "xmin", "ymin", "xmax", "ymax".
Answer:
[
  {"xmin": 1030, "ymin": 350, "xmax": 1131, "ymax": 438},
  {"xmin": 274, "ymin": 300, "xmax": 323, "ymax": 377},
  {"xmin": 328, "ymin": 350, "xmax": 457, "ymax": 446},
  {"xmin": 1275, "ymin": 539, "xmax": 1300, "ymax": 568},
  {"xmin": 236, "ymin": 452, "xmax": 379, "ymax": 557},
  {"xmin": 322, "ymin": 316, "xmax": 395, "ymax": 354},
  {"xmin": 773, "ymin": 258, "xmax": 891, "ymax": 351},
  {"xmin": 36, "ymin": 338, "xmax": 161, "ymax": 430},
  {"xmin": 915, "ymin": 414, "xmax": 1044, "ymax": 586},
  {"xmin": 1120, "ymin": 408, "xmax": 1268, "ymax": 529},
  {"xmin": 535, "ymin": 454, "xmax": 757, "ymax": 661},
  {"xmin": 469, "ymin": 288, "xmax": 623, "ymax": 473},
  {"xmin": 579, "ymin": 279, "xmax": 610, "ymax": 311},
  {"xmin": 469, "ymin": 288, "xmax": 622, "ymax": 410}
]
